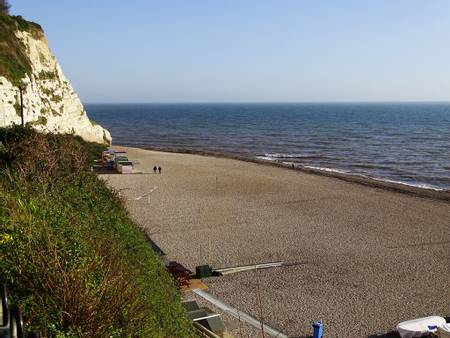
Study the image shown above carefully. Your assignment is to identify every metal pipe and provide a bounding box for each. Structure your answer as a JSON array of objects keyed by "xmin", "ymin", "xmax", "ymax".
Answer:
[
  {"xmin": 193, "ymin": 289, "xmax": 288, "ymax": 338},
  {"xmin": 192, "ymin": 313, "xmax": 221, "ymax": 322},
  {"xmin": 215, "ymin": 261, "xmax": 284, "ymax": 275},
  {"xmin": 193, "ymin": 322, "xmax": 222, "ymax": 338}
]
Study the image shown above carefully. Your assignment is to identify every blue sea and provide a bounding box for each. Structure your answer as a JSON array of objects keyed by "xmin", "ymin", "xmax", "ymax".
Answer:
[{"xmin": 86, "ymin": 103, "xmax": 450, "ymax": 191}]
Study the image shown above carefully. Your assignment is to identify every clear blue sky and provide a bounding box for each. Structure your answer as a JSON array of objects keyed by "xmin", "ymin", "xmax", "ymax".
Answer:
[{"xmin": 11, "ymin": 1, "xmax": 450, "ymax": 103}]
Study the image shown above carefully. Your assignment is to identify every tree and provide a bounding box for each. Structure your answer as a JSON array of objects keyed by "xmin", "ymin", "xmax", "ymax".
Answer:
[{"xmin": 0, "ymin": 0, "xmax": 10, "ymax": 14}]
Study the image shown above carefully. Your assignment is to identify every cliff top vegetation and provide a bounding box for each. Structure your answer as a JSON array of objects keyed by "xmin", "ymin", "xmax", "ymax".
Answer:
[{"xmin": 0, "ymin": 12, "xmax": 42, "ymax": 86}]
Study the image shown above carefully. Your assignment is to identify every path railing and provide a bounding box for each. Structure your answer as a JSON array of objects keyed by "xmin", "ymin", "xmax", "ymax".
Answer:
[{"xmin": 0, "ymin": 285, "xmax": 40, "ymax": 338}]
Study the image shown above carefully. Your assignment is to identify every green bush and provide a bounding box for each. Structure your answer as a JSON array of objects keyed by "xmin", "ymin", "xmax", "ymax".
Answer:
[{"xmin": 0, "ymin": 126, "xmax": 195, "ymax": 337}]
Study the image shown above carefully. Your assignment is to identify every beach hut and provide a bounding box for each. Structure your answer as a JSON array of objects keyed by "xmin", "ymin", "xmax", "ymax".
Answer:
[
  {"xmin": 114, "ymin": 154, "xmax": 128, "ymax": 169},
  {"xmin": 117, "ymin": 161, "xmax": 133, "ymax": 174}
]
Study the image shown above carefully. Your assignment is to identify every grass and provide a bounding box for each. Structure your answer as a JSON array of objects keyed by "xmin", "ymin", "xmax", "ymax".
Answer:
[
  {"xmin": 0, "ymin": 126, "xmax": 196, "ymax": 337},
  {"xmin": 26, "ymin": 115, "xmax": 47, "ymax": 126},
  {"xmin": 9, "ymin": 15, "xmax": 43, "ymax": 35},
  {"xmin": 38, "ymin": 70, "xmax": 57, "ymax": 81},
  {"xmin": 13, "ymin": 102, "xmax": 20, "ymax": 116},
  {"xmin": 54, "ymin": 107, "xmax": 63, "ymax": 116},
  {"xmin": 52, "ymin": 94, "xmax": 62, "ymax": 103},
  {"xmin": 41, "ymin": 87, "xmax": 52, "ymax": 96},
  {"xmin": 41, "ymin": 88, "xmax": 63, "ymax": 104}
]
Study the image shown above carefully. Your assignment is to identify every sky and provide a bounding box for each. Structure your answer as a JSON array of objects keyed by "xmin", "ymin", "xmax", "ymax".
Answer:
[{"xmin": 11, "ymin": 1, "xmax": 450, "ymax": 103}]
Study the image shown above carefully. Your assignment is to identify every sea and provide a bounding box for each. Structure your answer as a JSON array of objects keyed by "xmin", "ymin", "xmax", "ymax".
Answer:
[{"xmin": 86, "ymin": 103, "xmax": 450, "ymax": 191}]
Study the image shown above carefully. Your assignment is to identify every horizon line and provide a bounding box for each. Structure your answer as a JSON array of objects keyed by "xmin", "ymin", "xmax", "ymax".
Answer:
[{"xmin": 83, "ymin": 100, "xmax": 450, "ymax": 105}]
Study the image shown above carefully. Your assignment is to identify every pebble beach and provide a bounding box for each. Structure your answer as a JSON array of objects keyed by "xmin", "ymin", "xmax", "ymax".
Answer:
[{"xmin": 101, "ymin": 146, "xmax": 450, "ymax": 338}]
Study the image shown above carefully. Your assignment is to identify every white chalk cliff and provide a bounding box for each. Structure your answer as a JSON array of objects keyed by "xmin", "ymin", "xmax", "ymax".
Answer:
[{"xmin": 0, "ymin": 24, "xmax": 111, "ymax": 144}]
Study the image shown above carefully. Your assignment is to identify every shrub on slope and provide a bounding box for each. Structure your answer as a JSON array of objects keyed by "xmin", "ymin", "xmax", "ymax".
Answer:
[{"xmin": 0, "ymin": 126, "xmax": 195, "ymax": 337}]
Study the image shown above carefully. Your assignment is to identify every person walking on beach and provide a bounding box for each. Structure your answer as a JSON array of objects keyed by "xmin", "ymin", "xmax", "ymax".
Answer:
[
  {"xmin": 153, "ymin": 166, "xmax": 157, "ymax": 174},
  {"xmin": 158, "ymin": 166, "xmax": 162, "ymax": 174}
]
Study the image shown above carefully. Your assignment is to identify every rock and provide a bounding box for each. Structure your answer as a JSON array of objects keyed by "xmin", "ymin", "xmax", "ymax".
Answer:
[{"xmin": 0, "ymin": 28, "xmax": 111, "ymax": 145}]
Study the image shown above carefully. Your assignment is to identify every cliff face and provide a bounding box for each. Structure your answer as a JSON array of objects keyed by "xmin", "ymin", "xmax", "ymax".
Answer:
[{"xmin": 0, "ymin": 15, "xmax": 111, "ymax": 144}]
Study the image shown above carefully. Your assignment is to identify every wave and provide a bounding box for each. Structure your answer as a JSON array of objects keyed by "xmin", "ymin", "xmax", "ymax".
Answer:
[
  {"xmin": 248, "ymin": 153, "xmax": 450, "ymax": 191},
  {"xmin": 302, "ymin": 165, "xmax": 350, "ymax": 175},
  {"xmin": 372, "ymin": 178, "xmax": 446, "ymax": 191},
  {"xmin": 257, "ymin": 153, "xmax": 327, "ymax": 161},
  {"xmin": 299, "ymin": 164, "xmax": 446, "ymax": 191},
  {"xmin": 350, "ymin": 163, "xmax": 394, "ymax": 170}
]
